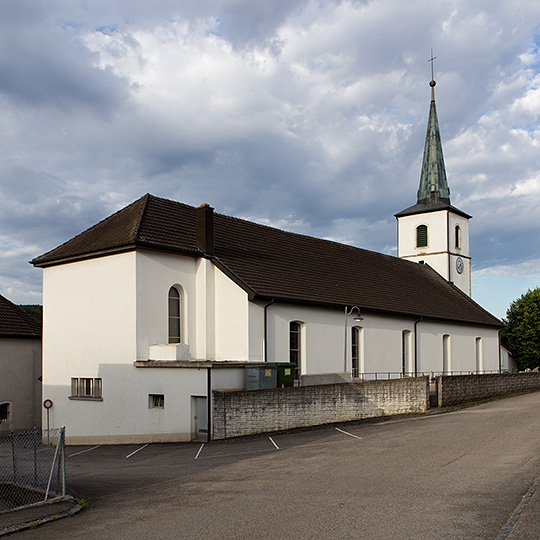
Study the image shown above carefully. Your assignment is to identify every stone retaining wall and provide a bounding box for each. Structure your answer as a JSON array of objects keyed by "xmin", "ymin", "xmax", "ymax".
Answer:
[
  {"xmin": 212, "ymin": 376, "xmax": 429, "ymax": 440},
  {"xmin": 437, "ymin": 372, "xmax": 540, "ymax": 407}
]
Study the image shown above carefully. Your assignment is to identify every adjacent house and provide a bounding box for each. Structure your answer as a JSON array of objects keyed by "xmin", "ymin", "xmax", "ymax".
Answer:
[
  {"xmin": 0, "ymin": 293, "xmax": 42, "ymax": 432},
  {"xmin": 31, "ymin": 80, "xmax": 502, "ymax": 444},
  {"xmin": 500, "ymin": 345, "xmax": 517, "ymax": 373}
]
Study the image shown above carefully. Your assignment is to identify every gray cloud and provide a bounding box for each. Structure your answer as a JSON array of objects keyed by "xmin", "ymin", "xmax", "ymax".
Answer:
[{"xmin": 0, "ymin": 0, "xmax": 539, "ymax": 307}]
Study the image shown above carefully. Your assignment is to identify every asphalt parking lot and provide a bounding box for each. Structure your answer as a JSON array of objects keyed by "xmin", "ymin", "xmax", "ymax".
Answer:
[
  {"xmin": 13, "ymin": 392, "xmax": 540, "ymax": 539},
  {"xmin": 64, "ymin": 425, "xmax": 360, "ymax": 502}
]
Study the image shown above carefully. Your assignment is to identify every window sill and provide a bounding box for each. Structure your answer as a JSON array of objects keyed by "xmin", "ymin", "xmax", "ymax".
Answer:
[{"xmin": 69, "ymin": 396, "xmax": 103, "ymax": 402}]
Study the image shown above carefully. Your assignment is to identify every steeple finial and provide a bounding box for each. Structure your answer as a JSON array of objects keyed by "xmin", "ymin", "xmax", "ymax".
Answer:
[
  {"xmin": 417, "ymin": 51, "xmax": 451, "ymax": 204},
  {"xmin": 428, "ymin": 49, "xmax": 437, "ymax": 100}
]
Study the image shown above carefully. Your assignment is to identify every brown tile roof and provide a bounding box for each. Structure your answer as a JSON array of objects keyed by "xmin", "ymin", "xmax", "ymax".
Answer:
[
  {"xmin": 32, "ymin": 194, "xmax": 501, "ymax": 327},
  {"xmin": 0, "ymin": 294, "xmax": 42, "ymax": 338}
]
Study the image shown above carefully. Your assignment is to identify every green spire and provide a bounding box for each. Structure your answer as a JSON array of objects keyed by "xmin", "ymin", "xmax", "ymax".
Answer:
[{"xmin": 417, "ymin": 80, "xmax": 451, "ymax": 203}]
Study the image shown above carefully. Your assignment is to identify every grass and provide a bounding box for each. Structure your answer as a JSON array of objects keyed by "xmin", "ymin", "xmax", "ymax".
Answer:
[{"xmin": 74, "ymin": 498, "xmax": 91, "ymax": 510}]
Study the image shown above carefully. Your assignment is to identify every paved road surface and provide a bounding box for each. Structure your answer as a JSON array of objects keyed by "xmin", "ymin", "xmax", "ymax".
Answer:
[{"xmin": 17, "ymin": 392, "xmax": 540, "ymax": 539}]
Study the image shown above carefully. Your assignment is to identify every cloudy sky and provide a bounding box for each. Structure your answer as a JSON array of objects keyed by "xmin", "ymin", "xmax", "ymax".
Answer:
[{"xmin": 1, "ymin": 0, "xmax": 539, "ymax": 319}]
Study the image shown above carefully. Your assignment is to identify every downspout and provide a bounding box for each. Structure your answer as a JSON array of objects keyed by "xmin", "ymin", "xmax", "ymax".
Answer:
[
  {"xmin": 263, "ymin": 299, "xmax": 274, "ymax": 362},
  {"xmin": 498, "ymin": 329, "xmax": 502, "ymax": 373},
  {"xmin": 207, "ymin": 366, "xmax": 212, "ymax": 442},
  {"xmin": 344, "ymin": 306, "xmax": 348, "ymax": 373},
  {"xmin": 414, "ymin": 317, "xmax": 423, "ymax": 377},
  {"xmin": 447, "ymin": 212, "xmax": 451, "ymax": 282}
]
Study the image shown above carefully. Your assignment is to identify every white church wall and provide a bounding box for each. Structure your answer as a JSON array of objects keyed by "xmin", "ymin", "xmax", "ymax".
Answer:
[
  {"xmin": 398, "ymin": 211, "xmax": 448, "ymax": 260},
  {"xmin": 416, "ymin": 321, "xmax": 499, "ymax": 375},
  {"xmin": 136, "ymin": 252, "xmax": 254, "ymax": 362},
  {"xmin": 42, "ymin": 253, "xmax": 138, "ymax": 439},
  {"xmin": 195, "ymin": 258, "xmax": 215, "ymax": 361},
  {"xmin": 362, "ymin": 314, "xmax": 414, "ymax": 375},
  {"xmin": 58, "ymin": 366, "xmax": 207, "ymax": 444},
  {"xmin": 267, "ymin": 304, "xmax": 345, "ymax": 375},
  {"xmin": 135, "ymin": 251, "xmax": 197, "ymax": 361},
  {"xmin": 448, "ymin": 213, "xmax": 471, "ymax": 294},
  {"xmin": 448, "ymin": 213, "xmax": 470, "ymax": 255},
  {"xmin": 248, "ymin": 301, "xmax": 265, "ymax": 362},
  {"xmin": 214, "ymin": 266, "xmax": 250, "ymax": 361}
]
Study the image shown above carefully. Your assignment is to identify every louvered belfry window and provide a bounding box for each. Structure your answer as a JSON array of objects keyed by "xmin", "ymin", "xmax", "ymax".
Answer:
[{"xmin": 416, "ymin": 225, "xmax": 428, "ymax": 248}]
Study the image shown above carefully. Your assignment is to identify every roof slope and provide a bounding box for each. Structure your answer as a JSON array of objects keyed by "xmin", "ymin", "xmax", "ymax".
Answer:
[
  {"xmin": 0, "ymin": 294, "xmax": 42, "ymax": 338},
  {"xmin": 33, "ymin": 194, "xmax": 501, "ymax": 327},
  {"xmin": 31, "ymin": 195, "xmax": 200, "ymax": 265}
]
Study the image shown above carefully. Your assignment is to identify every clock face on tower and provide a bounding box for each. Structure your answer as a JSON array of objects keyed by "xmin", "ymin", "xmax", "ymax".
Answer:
[{"xmin": 456, "ymin": 257, "xmax": 464, "ymax": 274}]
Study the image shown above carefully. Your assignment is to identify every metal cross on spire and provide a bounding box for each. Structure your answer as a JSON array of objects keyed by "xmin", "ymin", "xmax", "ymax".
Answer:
[{"xmin": 428, "ymin": 49, "xmax": 437, "ymax": 82}]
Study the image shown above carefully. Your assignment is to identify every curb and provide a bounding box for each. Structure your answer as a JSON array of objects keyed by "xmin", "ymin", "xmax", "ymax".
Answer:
[{"xmin": 0, "ymin": 496, "xmax": 82, "ymax": 536}]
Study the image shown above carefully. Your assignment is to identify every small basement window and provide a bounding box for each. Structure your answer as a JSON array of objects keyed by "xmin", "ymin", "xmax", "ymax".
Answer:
[
  {"xmin": 0, "ymin": 402, "xmax": 10, "ymax": 423},
  {"xmin": 149, "ymin": 394, "xmax": 165, "ymax": 408},
  {"xmin": 70, "ymin": 378, "xmax": 103, "ymax": 400}
]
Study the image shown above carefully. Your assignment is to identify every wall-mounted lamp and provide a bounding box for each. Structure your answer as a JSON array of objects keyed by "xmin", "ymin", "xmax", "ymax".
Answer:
[{"xmin": 346, "ymin": 306, "xmax": 364, "ymax": 322}]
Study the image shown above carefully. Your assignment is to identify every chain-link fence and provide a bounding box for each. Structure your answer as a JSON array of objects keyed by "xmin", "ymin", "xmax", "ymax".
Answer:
[{"xmin": 0, "ymin": 427, "xmax": 65, "ymax": 512}]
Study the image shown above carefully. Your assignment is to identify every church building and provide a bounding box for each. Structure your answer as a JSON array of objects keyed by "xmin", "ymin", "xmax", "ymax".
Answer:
[{"xmin": 32, "ymin": 80, "xmax": 502, "ymax": 444}]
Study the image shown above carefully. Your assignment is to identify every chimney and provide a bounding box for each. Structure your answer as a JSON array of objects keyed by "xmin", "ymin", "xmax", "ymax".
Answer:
[{"xmin": 196, "ymin": 203, "xmax": 214, "ymax": 256}]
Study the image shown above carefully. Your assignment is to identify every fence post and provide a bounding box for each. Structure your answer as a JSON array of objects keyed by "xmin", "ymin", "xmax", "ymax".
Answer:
[
  {"xmin": 45, "ymin": 430, "xmax": 62, "ymax": 501},
  {"xmin": 33, "ymin": 427, "xmax": 39, "ymax": 486},
  {"xmin": 10, "ymin": 430, "xmax": 17, "ymax": 484},
  {"xmin": 61, "ymin": 427, "xmax": 66, "ymax": 495}
]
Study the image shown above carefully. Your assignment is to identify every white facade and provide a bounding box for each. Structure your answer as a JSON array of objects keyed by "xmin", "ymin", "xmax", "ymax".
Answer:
[
  {"xmin": 41, "ymin": 248, "xmax": 500, "ymax": 444},
  {"xmin": 397, "ymin": 209, "xmax": 471, "ymax": 296}
]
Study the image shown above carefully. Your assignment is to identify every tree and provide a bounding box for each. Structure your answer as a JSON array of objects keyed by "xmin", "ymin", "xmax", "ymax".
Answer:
[{"xmin": 502, "ymin": 287, "xmax": 540, "ymax": 371}]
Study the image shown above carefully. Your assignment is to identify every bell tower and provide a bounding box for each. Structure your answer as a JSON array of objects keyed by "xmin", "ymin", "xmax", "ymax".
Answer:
[{"xmin": 395, "ymin": 71, "xmax": 472, "ymax": 296}]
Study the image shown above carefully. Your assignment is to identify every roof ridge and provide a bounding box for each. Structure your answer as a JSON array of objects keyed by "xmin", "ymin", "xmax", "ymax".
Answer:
[
  {"xmin": 133, "ymin": 193, "xmax": 152, "ymax": 242},
  {"xmin": 216, "ymin": 210, "xmax": 396, "ymax": 261}
]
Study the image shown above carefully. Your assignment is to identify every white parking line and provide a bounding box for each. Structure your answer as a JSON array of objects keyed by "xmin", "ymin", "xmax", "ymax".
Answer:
[
  {"xmin": 194, "ymin": 443, "xmax": 205, "ymax": 460},
  {"xmin": 125, "ymin": 444, "xmax": 148, "ymax": 459},
  {"xmin": 269, "ymin": 437, "xmax": 280, "ymax": 450},
  {"xmin": 68, "ymin": 445, "xmax": 101, "ymax": 457},
  {"xmin": 196, "ymin": 448, "xmax": 272, "ymax": 460},
  {"xmin": 335, "ymin": 427, "xmax": 362, "ymax": 440}
]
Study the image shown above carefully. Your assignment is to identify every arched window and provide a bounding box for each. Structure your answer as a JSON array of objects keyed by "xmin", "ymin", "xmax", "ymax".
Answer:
[
  {"xmin": 168, "ymin": 286, "xmax": 182, "ymax": 343},
  {"xmin": 416, "ymin": 225, "xmax": 428, "ymax": 248},
  {"xmin": 442, "ymin": 334, "xmax": 451, "ymax": 375},
  {"xmin": 455, "ymin": 225, "xmax": 461, "ymax": 249},
  {"xmin": 352, "ymin": 326, "xmax": 364, "ymax": 378},
  {"xmin": 475, "ymin": 337, "xmax": 483, "ymax": 374},
  {"xmin": 290, "ymin": 321, "xmax": 304, "ymax": 378}
]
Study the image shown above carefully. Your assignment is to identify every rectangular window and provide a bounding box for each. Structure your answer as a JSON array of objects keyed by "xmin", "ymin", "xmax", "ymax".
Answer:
[
  {"xmin": 0, "ymin": 403, "xmax": 10, "ymax": 423},
  {"xmin": 70, "ymin": 378, "xmax": 103, "ymax": 400},
  {"xmin": 149, "ymin": 394, "xmax": 165, "ymax": 408}
]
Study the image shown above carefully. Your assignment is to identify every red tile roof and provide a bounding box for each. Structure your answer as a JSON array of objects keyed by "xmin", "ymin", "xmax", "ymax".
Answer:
[
  {"xmin": 0, "ymin": 294, "xmax": 42, "ymax": 338},
  {"xmin": 32, "ymin": 194, "xmax": 501, "ymax": 327}
]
